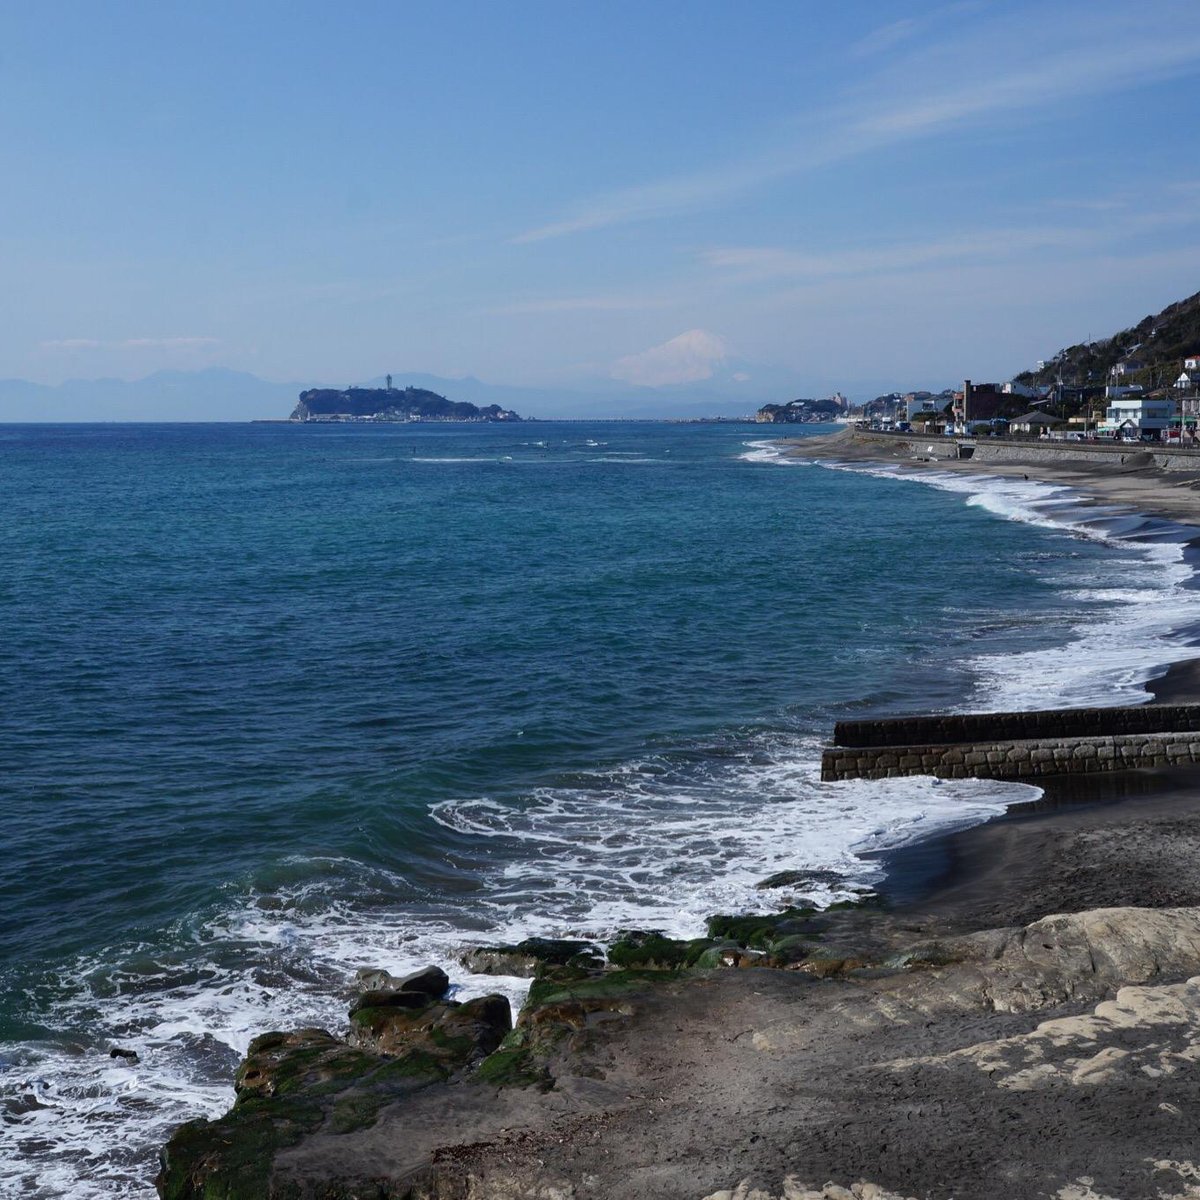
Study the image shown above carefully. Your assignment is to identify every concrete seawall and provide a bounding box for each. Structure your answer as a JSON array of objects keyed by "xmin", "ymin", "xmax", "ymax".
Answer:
[
  {"xmin": 844, "ymin": 430, "xmax": 1200, "ymax": 471},
  {"xmin": 821, "ymin": 703, "xmax": 1200, "ymax": 782}
]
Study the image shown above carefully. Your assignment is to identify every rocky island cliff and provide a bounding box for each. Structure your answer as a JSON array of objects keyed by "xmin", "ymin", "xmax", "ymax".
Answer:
[{"xmin": 290, "ymin": 386, "xmax": 521, "ymax": 423}]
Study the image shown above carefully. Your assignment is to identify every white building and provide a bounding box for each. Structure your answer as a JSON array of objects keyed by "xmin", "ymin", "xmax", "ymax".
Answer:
[
  {"xmin": 905, "ymin": 395, "xmax": 945, "ymax": 421},
  {"xmin": 1001, "ymin": 380, "xmax": 1038, "ymax": 398},
  {"xmin": 1100, "ymin": 396, "xmax": 1176, "ymax": 437},
  {"xmin": 1110, "ymin": 360, "xmax": 1146, "ymax": 378}
]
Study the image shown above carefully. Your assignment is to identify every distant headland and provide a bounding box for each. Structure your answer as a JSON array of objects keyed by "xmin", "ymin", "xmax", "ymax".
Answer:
[{"xmin": 290, "ymin": 379, "xmax": 521, "ymax": 423}]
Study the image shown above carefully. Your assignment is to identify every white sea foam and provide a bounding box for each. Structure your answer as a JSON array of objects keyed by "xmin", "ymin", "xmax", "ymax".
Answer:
[
  {"xmin": 429, "ymin": 736, "xmax": 1023, "ymax": 939},
  {"xmin": 744, "ymin": 439, "xmax": 1200, "ymax": 710},
  {"xmin": 0, "ymin": 733, "xmax": 1027, "ymax": 1199}
]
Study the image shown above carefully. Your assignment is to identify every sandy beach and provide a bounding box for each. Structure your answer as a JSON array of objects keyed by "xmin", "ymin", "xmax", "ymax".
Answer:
[{"xmin": 787, "ymin": 427, "xmax": 1200, "ymax": 526}]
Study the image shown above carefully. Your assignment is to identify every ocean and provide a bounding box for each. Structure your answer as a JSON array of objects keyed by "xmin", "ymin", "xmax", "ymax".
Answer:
[{"xmin": 1, "ymin": 420, "xmax": 1197, "ymax": 1198}]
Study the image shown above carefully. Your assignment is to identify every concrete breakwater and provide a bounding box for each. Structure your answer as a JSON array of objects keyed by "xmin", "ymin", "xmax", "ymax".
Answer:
[{"xmin": 821, "ymin": 702, "xmax": 1200, "ymax": 781}]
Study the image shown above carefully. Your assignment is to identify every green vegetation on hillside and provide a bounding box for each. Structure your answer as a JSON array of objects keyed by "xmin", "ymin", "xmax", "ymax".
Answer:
[{"xmin": 1016, "ymin": 289, "xmax": 1200, "ymax": 390}]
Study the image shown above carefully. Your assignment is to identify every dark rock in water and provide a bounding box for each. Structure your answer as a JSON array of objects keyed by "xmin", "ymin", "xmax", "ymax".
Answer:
[
  {"xmin": 352, "ymin": 964, "xmax": 450, "ymax": 998},
  {"xmin": 459, "ymin": 936, "xmax": 602, "ymax": 977},
  {"xmin": 352, "ymin": 966, "xmax": 403, "ymax": 991},
  {"xmin": 755, "ymin": 868, "xmax": 845, "ymax": 891},
  {"xmin": 108, "ymin": 1046, "xmax": 138, "ymax": 1062},
  {"xmin": 348, "ymin": 989, "xmax": 433, "ymax": 1017},
  {"xmin": 396, "ymin": 965, "xmax": 450, "ymax": 999}
]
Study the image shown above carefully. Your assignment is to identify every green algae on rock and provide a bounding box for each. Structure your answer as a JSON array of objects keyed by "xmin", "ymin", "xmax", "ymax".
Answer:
[
  {"xmin": 459, "ymin": 937, "xmax": 603, "ymax": 977},
  {"xmin": 157, "ymin": 991, "xmax": 512, "ymax": 1199}
]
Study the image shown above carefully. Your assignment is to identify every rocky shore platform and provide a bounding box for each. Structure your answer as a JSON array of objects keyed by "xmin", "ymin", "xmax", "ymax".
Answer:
[{"xmin": 158, "ymin": 728, "xmax": 1200, "ymax": 1200}]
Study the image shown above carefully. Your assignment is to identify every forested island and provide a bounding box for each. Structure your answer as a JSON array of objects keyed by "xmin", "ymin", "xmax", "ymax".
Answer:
[{"xmin": 290, "ymin": 385, "xmax": 521, "ymax": 423}]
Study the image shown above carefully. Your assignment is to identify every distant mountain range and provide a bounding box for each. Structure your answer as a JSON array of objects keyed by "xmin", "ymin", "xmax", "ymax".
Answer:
[
  {"xmin": 0, "ymin": 362, "xmax": 955, "ymax": 423},
  {"xmin": 0, "ymin": 369, "xmax": 304, "ymax": 423},
  {"xmin": 12, "ymin": 290, "xmax": 1200, "ymax": 423},
  {"xmin": 0, "ymin": 366, "xmax": 795, "ymax": 422}
]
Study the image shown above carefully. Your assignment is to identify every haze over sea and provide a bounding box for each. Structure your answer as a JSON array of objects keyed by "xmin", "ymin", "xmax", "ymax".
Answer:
[{"xmin": 2, "ymin": 420, "xmax": 1197, "ymax": 1197}]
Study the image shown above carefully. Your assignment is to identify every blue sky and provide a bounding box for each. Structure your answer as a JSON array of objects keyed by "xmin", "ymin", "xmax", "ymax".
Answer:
[{"xmin": 5, "ymin": 0, "xmax": 1200, "ymax": 405}]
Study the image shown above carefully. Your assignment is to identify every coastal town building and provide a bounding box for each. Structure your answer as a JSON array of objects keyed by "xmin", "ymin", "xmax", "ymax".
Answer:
[
  {"xmin": 1110, "ymin": 359, "xmax": 1146, "ymax": 378},
  {"xmin": 1000, "ymin": 380, "xmax": 1040, "ymax": 398},
  {"xmin": 1010, "ymin": 410, "xmax": 1066, "ymax": 435},
  {"xmin": 905, "ymin": 394, "xmax": 946, "ymax": 422},
  {"xmin": 1100, "ymin": 395, "xmax": 1176, "ymax": 437}
]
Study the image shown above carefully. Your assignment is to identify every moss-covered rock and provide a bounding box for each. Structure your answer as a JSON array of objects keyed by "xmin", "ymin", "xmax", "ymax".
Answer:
[
  {"xmin": 348, "ymin": 993, "xmax": 511, "ymax": 1062},
  {"xmin": 159, "ymin": 1028, "xmax": 448, "ymax": 1199},
  {"xmin": 159, "ymin": 992, "xmax": 512, "ymax": 1197},
  {"xmin": 474, "ymin": 1041, "xmax": 552, "ymax": 1090},
  {"xmin": 459, "ymin": 937, "xmax": 603, "ymax": 977},
  {"xmin": 157, "ymin": 1096, "xmax": 323, "ymax": 1200},
  {"xmin": 605, "ymin": 930, "xmax": 714, "ymax": 969},
  {"xmin": 764, "ymin": 934, "xmax": 822, "ymax": 965},
  {"xmin": 347, "ymin": 988, "xmax": 434, "ymax": 1017},
  {"xmin": 705, "ymin": 907, "xmax": 821, "ymax": 948}
]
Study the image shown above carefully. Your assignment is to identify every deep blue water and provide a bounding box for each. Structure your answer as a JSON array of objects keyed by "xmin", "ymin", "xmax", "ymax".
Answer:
[{"xmin": 1, "ymin": 420, "xmax": 1195, "ymax": 1197}]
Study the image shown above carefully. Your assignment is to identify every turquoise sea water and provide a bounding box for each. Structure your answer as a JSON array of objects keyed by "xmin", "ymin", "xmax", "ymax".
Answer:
[{"xmin": 2, "ymin": 420, "xmax": 1198, "ymax": 1197}]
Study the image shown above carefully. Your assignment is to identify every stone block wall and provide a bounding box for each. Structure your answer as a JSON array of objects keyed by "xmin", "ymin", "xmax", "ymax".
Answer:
[
  {"xmin": 833, "ymin": 704, "xmax": 1200, "ymax": 749},
  {"xmin": 820, "ymin": 733, "xmax": 1200, "ymax": 782}
]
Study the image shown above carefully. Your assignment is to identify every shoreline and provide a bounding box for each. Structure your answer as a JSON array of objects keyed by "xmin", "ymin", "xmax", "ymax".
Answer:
[
  {"xmin": 158, "ymin": 432, "xmax": 1200, "ymax": 1200},
  {"xmin": 781, "ymin": 426, "xmax": 1200, "ymax": 526},
  {"xmin": 794, "ymin": 424, "xmax": 1200, "ymax": 918}
]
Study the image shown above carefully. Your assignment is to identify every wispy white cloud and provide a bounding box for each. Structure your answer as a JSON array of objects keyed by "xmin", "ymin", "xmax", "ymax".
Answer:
[
  {"xmin": 513, "ymin": 4, "xmax": 1200, "ymax": 243},
  {"xmin": 702, "ymin": 227, "xmax": 1095, "ymax": 283},
  {"xmin": 849, "ymin": 17, "xmax": 920, "ymax": 58},
  {"xmin": 40, "ymin": 336, "xmax": 219, "ymax": 351},
  {"xmin": 850, "ymin": 2, "xmax": 983, "ymax": 58},
  {"xmin": 701, "ymin": 195, "xmax": 1200, "ymax": 285}
]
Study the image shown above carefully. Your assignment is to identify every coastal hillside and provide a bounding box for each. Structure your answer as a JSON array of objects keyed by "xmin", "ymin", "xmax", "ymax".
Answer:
[
  {"xmin": 1015, "ymin": 288, "xmax": 1200, "ymax": 388},
  {"xmin": 291, "ymin": 385, "xmax": 521, "ymax": 423},
  {"xmin": 755, "ymin": 395, "xmax": 847, "ymax": 423}
]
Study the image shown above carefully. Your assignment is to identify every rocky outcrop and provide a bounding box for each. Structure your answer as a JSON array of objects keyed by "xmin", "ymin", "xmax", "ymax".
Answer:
[
  {"xmin": 289, "ymin": 386, "xmax": 520, "ymax": 422},
  {"xmin": 156, "ymin": 984, "xmax": 512, "ymax": 1200},
  {"xmin": 158, "ymin": 903, "xmax": 1200, "ymax": 1200},
  {"xmin": 459, "ymin": 937, "xmax": 603, "ymax": 977}
]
